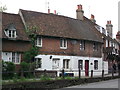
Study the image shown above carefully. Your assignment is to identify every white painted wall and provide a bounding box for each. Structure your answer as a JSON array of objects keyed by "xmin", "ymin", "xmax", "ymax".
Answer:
[
  {"xmin": 35, "ymin": 54, "xmax": 107, "ymax": 77},
  {"xmin": 106, "ymin": 40, "xmax": 108, "ymax": 47}
]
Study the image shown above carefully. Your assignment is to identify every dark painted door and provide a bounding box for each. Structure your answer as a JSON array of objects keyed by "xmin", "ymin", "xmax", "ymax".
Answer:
[{"xmin": 85, "ymin": 60, "xmax": 89, "ymax": 76}]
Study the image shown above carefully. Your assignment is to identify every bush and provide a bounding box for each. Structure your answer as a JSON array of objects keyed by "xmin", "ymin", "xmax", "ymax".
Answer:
[
  {"xmin": 40, "ymin": 75, "xmax": 52, "ymax": 81},
  {"xmin": 2, "ymin": 61, "xmax": 15, "ymax": 79},
  {"xmin": 20, "ymin": 61, "xmax": 30, "ymax": 78}
]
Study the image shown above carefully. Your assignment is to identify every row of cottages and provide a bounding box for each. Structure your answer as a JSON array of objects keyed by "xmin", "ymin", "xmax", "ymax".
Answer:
[
  {"xmin": 1, "ymin": 4, "xmax": 119, "ymax": 77},
  {"xmin": 91, "ymin": 18, "xmax": 120, "ymax": 72}
]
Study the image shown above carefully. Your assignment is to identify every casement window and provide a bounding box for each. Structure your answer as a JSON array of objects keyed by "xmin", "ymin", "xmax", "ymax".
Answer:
[
  {"xmin": 63, "ymin": 59, "xmax": 70, "ymax": 69},
  {"xmin": 93, "ymin": 42, "xmax": 98, "ymax": 51},
  {"xmin": 78, "ymin": 60, "xmax": 83, "ymax": 70},
  {"xmin": 52, "ymin": 58, "xmax": 60, "ymax": 69},
  {"xmin": 4, "ymin": 24, "xmax": 17, "ymax": 38},
  {"xmin": 60, "ymin": 39, "xmax": 67, "ymax": 49},
  {"xmin": 80, "ymin": 40, "xmax": 85, "ymax": 50},
  {"xmin": 12, "ymin": 53, "xmax": 21, "ymax": 64},
  {"xmin": 94, "ymin": 60, "xmax": 98, "ymax": 70},
  {"xmin": 36, "ymin": 37, "xmax": 42, "ymax": 47},
  {"xmin": 5, "ymin": 29, "xmax": 17, "ymax": 38},
  {"xmin": 35, "ymin": 58, "xmax": 42, "ymax": 68},
  {"xmin": 2, "ymin": 52, "xmax": 21, "ymax": 64}
]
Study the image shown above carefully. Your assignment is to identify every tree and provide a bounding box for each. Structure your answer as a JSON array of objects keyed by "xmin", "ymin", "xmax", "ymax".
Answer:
[
  {"xmin": 0, "ymin": 5, "xmax": 7, "ymax": 12},
  {"xmin": 23, "ymin": 25, "xmax": 39, "ymax": 63}
]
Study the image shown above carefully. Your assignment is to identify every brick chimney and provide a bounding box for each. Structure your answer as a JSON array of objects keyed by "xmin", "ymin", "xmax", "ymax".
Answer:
[
  {"xmin": 54, "ymin": 10, "xmax": 56, "ymax": 14},
  {"xmin": 116, "ymin": 31, "xmax": 120, "ymax": 42},
  {"xmin": 90, "ymin": 14, "xmax": 96, "ymax": 23},
  {"xmin": 106, "ymin": 20, "xmax": 113, "ymax": 38},
  {"xmin": 76, "ymin": 4, "xmax": 84, "ymax": 20},
  {"xmin": 48, "ymin": 9, "xmax": 50, "ymax": 14}
]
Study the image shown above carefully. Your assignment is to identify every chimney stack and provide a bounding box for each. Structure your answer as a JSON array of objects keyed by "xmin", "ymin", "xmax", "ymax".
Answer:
[
  {"xmin": 90, "ymin": 14, "xmax": 96, "ymax": 23},
  {"xmin": 106, "ymin": 20, "xmax": 113, "ymax": 38},
  {"xmin": 54, "ymin": 10, "xmax": 56, "ymax": 14},
  {"xmin": 116, "ymin": 31, "xmax": 120, "ymax": 42},
  {"xmin": 48, "ymin": 9, "xmax": 50, "ymax": 14},
  {"xmin": 76, "ymin": 4, "xmax": 84, "ymax": 20}
]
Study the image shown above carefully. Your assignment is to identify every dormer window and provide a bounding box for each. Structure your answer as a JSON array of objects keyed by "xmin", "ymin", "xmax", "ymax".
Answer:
[
  {"xmin": 4, "ymin": 24, "xmax": 17, "ymax": 38},
  {"xmin": 8, "ymin": 30, "xmax": 16, "ymax": 38}
]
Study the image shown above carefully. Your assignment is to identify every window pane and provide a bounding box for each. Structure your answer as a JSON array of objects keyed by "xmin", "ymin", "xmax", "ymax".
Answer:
[
  {"xmin": 16, "ymin": 53, "xmax": 20, "ymax": 63},
  {"xmin": 64, "ymin": 39, "xmax": 66, "ymax": 47},
  {"xmin": 80, "ymin": 40, "xmax": 85, "ymax": 50},
  {"xmin": 94, "ymin": 60, "xmax": 98, "ymax": 70},
  {"xmin": 36, "ymin": 37, "xmax": 42, "ymax": 46},
  {"xmin": 78, "ymin": 60, "xmax": 83, "ymax": 70},
  {"xmin": 63, "ymin": 60, "xmax": 65, "ymax": 69},
  {"xmin": 12, "ymin": 52, "xmax": 15, "ymax": 63},
  {"xmin": 60, "ymin": 39, "xmax": 63, "ymax": 47},
  {"xmin": 9, "ymin": 30, "xmax": 12, "ymax": 37},
  {"xmin": 36, "ymin": 58, "xmax": 42, "ymax": 68},
  {"xmin": 12, "ymin": 31, "xmax": 15, "ymax": 38},
  {"xmin": 66, "ymin": 60, "xmax": 69, "ymax": 69}
]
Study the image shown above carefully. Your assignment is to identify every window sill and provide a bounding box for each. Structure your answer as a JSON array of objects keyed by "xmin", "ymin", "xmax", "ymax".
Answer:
[
  {"xmin": 36, "ymin": 45, "xmax": 42, "ymax": 47},
  {"xmin": 60, "ymin": 47, "xmax": 67, "ymax": 49}
]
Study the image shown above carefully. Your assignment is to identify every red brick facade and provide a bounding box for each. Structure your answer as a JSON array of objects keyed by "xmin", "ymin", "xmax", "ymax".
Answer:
[{"xmin": 38, "ymin": 37, "xmax": 102, "ymax": 58}]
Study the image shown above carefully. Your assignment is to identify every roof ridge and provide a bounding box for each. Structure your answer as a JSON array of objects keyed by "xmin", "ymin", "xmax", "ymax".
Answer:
[{"xmin": 19, "ymin": 9, "xmax": 82, "ymax": 21}]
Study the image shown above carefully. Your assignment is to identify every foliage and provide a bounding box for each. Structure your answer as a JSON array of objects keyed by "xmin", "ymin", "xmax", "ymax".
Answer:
[
  {"xmin": 40, "ymin": 75, "xmax": 52, "ymax": 81},
  {"xmin": 25, "ymin": 25, "xmax": 38, "ymax": 46},
  {"xmin": 2, "ymin": 61, "xmax": 15, "ymax": 79},
  {"xmin": 0, "ymin": 5, "xmax": 7, "ymax": 12},
  {"xmin": 20, "ymin": 61, "xmax": 30, "ymax": 77},
  {"xmin": 23, "ymin": 25, "xmax": 39, "ymax": 63},
  {"xmin": 23, "ymin": 47, "xmax": 39, "ymax": 63}
]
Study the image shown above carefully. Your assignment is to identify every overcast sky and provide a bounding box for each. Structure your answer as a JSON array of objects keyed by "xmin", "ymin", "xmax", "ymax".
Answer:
[{"xmin": 0, "ymin": 0, "xmax": 119, "ymax": 38}]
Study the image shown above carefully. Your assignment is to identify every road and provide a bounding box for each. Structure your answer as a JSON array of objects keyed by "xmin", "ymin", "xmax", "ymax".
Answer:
[{"xmin": 56, "ymin": 79, "xmax": 119, "ymax": 90}]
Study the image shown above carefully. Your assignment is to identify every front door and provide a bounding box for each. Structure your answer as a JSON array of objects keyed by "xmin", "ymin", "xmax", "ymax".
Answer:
[{"xmin": 85, "ymin": 60, "xmax": 89, "ymax": 76}]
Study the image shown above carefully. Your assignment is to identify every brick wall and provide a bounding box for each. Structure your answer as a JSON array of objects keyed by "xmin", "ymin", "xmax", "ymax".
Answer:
[{"xmin": 38, "ymin": 37, "xmax": 102, "ymax": 58}]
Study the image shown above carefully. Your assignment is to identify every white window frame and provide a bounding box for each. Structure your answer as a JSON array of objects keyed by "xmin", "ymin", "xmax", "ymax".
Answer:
[
  {"xmin": 94, "ymin": 60, "xmax": 98, "ymax": 70},
  {"xmin": 2, "ymin": 52, "xmax": 21, "ymax": 64},
  {"xmin": 63, "ymin": 59, "xmax": 70, "ymax": 69},
  {"xmin": 12, "ymin": 53, "xmax": 21, "ymax": 64},
  {"xmin": 78, "ymin": 60, "xmax": 83, "ymax": 70},
  {"xmin": 35, "ymin": 58, "xmax": 42, "ymax": 68},
  {"xmin": 80, "ymin": 40, "xmax": 85, "ymax": 50},
  {"xmin": 36, "ymin": 37, "xmax": 42, "ymax": 47},
  {"xmin": 60, "ymin": 39, "xmax": 67, "ymax": 49},
  {"xmin": 52, "ymin": 58, "xmax": 60, "ymax": 69},
  {"xmin": 93, "ymin": 42, "xmax": 98, "ymax": 51},
  {"xmin": 4, "ymin": 29, "xmax": 17, "ymax": 38}
]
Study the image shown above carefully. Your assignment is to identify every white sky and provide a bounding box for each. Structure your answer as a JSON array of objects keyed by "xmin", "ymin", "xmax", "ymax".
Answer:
[{"xmin": 0, "ymin": 0, "xmax": 119, "ymax": 38}]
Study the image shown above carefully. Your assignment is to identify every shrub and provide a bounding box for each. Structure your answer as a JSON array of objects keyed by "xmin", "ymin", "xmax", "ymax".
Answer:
[
  {"xmin": 2, "ymin": 61, "xmax": 15, "ymax": 79},
  {"xmin": 20, "ymin": 61, "xmax": 30, "ymax": 77},
  {"xmin": 40, "ymin": 75, "xmax": 52, "ymax": 81}
]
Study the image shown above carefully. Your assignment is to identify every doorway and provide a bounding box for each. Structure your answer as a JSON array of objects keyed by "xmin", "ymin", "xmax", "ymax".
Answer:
[{"xmin": 85, "ymin": 60, "xmax": 89, "ymax": 76}]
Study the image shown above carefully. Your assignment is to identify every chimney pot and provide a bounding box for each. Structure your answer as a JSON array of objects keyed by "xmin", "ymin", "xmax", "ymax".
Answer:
[
  {"xmin": 109, "ymin": 20, "xmax": 111, "ymax": 24},
  {"xmin": 91, "ymin": 14, "xmax": 94, "ymax": 19},
  {"xmin": 107, "ymin": 21, "xmax": 109, "ymax": 24},
  {"xmin": 77, "ymin": 5, "xmax": 80, "ymax": 9},
  {"xmin": 80, "ymin": 4, "xmax": 82, "ymax": 10},
  {"xmin": 77, "ymin": 4, "xmax": 82, "ymax": 10}
]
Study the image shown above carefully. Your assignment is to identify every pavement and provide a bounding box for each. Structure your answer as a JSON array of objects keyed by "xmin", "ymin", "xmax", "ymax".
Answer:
[{"xmin": 56, "ymin": 79, "xmax": 119, "ymax": 90}]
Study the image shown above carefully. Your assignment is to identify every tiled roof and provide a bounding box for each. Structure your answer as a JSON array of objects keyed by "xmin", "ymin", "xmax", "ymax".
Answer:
[
  {"xmin": 2, "ymin": 12, "xmax": 29, "ymax": 41},
  {"xmin": 20, "ymin": 9, "xmax": 103, "ymax": 43}
]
